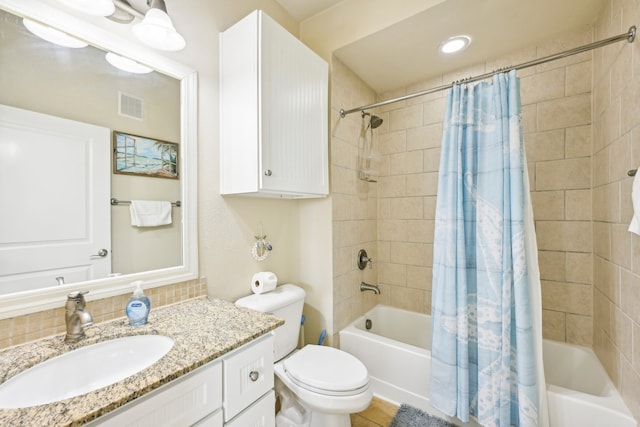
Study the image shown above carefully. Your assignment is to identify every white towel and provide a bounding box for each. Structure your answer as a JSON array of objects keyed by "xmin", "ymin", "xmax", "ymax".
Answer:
[
  {"xmin": 130, "ymin": 200, "xmax": 172, "ymax": 227},
  {"xmin": 629, "ymin": 168, "xmax": 640, "ymax": 235}
]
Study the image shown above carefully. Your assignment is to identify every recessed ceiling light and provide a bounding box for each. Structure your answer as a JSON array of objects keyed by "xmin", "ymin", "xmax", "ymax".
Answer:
[{"xmin": 440, "ymin": 35, "xmax": 471, "ymax": 54}]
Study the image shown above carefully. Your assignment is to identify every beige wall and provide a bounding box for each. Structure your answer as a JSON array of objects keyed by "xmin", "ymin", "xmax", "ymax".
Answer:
[{"xmin": 592, "ymin": 0, "xmax": 640, "ymax": 418}]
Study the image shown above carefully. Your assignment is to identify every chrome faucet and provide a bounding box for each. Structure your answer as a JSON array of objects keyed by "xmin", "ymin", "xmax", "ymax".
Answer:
[
  {"xmin": 64, "ymin": 291, "xmax": 93, "ymax": 343},
  {"xmin": 360, "ymin": 282, "xmax": 380, "ymax": 295}
]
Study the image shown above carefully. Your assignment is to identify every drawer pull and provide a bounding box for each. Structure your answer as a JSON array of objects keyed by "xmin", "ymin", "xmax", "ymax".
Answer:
[{"xmin": 249, "ymin": 370, "xmax": 260, "ymax": 382}]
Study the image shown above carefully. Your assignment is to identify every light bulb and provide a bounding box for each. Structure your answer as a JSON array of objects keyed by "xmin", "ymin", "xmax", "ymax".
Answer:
[
  {"xmin": 105, "ymin": 52, "xmax": 153, "ymax": 74},
  {"xmin": 23, "ymin": 19, "xmax": 88, "ymax": 48},
  {"xmin": 132, "ymin": 9, "xmax": 185, "ymax": 51},
  {"xmin": 440, "ymin": 36, "xmax": 471, "ymax": 54}
]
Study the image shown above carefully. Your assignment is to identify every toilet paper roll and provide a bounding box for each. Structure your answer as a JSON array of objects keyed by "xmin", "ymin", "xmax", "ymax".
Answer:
[{"xmin": 251, "ymin": 272, "xmax": 278, "ymax": 294}]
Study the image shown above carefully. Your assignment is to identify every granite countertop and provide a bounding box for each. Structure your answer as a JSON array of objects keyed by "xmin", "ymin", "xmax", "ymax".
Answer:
[{"xmin": 0, "ymin": 296, "xmax": 283, "ymax": 426}]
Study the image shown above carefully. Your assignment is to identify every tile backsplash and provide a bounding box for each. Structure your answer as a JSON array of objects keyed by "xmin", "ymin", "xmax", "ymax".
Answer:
[{"xmin": 0, "ymin": 279, "xmax": 206, "ymax": 350}]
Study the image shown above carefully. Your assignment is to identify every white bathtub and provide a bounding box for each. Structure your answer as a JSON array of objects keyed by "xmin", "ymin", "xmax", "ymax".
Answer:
[{"xmin": 339, "ymin": 305, "xmax": 637, "ymax": 427}]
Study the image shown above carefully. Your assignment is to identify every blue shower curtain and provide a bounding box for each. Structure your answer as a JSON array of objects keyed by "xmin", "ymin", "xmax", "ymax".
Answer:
[{"xmin": 430, "ymin": 70, "xmax": 540, "ymax": 427}]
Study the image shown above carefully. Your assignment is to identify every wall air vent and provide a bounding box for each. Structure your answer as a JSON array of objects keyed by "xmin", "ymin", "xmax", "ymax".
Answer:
[{"xmin": 118, "ymin": 92, "xmax": 143, "ymax": 120}]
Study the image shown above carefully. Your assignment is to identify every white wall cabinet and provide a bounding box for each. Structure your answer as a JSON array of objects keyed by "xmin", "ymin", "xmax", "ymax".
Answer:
[
  {"xmin": 92, "ymin": 334, "xmax": 275, "ymax": 427},
  {"xmin": 220, "ymin": 10, "xmax": 329, "ymax": 198}
]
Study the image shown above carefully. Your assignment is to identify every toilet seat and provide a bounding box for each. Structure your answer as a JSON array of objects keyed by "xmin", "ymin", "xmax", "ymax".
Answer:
[{"xmin": 283, "ymin": 345, "xmax": 369, "ymax": 396}]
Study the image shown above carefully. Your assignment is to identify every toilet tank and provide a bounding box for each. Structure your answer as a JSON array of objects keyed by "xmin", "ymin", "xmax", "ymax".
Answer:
[{"xmin": 235, "ymin": 284, "xmax": 305, "ymax": 361}]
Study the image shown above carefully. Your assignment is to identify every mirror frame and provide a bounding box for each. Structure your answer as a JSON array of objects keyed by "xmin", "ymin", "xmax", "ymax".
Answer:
[{"xmin": 0, "ymin": 0, "xmax": 198, "ymax": 319}]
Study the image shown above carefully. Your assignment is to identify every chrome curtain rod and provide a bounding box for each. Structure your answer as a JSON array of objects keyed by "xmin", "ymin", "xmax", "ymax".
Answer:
[
  {"xmin": 110, "ymin": 198, "xmax": 181, "ymax": 207},
  {"xmin": 339, "ymin": 25, "xmax": 637, "ymax": 118}
]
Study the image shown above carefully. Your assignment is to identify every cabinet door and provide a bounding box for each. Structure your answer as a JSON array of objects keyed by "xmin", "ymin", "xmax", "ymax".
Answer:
[
  {"xmin": 194, "ymin": 409, "xmax": 223, "ymax": 427},
  {"xmin": 260, "ymin": 12, "xmax": 328, "ymax": 197},
  {"xmin": 223, "ymin": 334, "xmax": 274, "ymax": 421},
  {"xmin": 224, "ymin": 390, "xmax": 275, "ymax": 427}
]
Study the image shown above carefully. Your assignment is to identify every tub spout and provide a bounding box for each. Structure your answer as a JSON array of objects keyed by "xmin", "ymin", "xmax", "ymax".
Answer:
[{"xmin": 360, "ymin": 282, "xmax": 380, "ymax": 295}]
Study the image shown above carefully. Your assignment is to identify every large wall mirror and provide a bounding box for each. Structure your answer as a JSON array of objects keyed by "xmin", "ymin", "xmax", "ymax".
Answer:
[{"xmin": 0, "ymin": 0, "xmax": 198, "ymax": 318}]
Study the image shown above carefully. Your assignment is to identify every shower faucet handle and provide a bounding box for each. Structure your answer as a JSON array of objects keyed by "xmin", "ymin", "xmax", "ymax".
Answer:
[{"xmin": 357, "ymin": 249, "xmax": 374, "ymax": 270}]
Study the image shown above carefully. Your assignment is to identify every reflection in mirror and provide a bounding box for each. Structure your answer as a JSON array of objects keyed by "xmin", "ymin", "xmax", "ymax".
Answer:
[{"xmin": 0, "ymin": 0, "xmax": 197, "ymax": 317}]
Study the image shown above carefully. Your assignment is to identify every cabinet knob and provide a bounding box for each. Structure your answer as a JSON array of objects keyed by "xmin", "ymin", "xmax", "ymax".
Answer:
[
  {"xmin": 264, "ymin": 169, "xmax": 272, "ymax": 176},
  {"xmin": 249, "ymin": 370, "xmax": 259, "ymax": 382}
]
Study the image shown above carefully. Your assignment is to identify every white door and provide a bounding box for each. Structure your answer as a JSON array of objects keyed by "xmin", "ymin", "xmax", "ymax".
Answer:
[{"xmin": 0, "ymin": 104, "xmax": 111, "ymax": 294}]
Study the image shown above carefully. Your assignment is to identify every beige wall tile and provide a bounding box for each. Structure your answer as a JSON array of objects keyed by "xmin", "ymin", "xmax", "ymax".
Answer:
[
  {"xmin": 538, "ymin": 251, "xmax": 566, "ymax": 281},
  {"xmin": 594, "ymin": 287, "xmax": 612, "ymax": 335},
  {"xmin": 565, "ymin": 189, "xmax": 592, "ymax": 220},
  {"xmin": 389, "ymin": 287, "xmax": 425, "ymax": 312},
  {"xmin": 541, "ymin": 280, "xmax": 592, "ymax": 315},
  {"xmin": 531, "ymin": 191, "xmax": 565, "ymax": 220},
  {"xmin": 542, "ymin": 309, "xmax": 566, "ymax": 341},
  {"xmin": 407, "ymin": 266, "xmax": 432, "ymax": 291},
  {"xmin": 610, "ymin": 223, "xmax": 631, "ymax": 268},
  {"xmin": 423, "ymin": 148, "xmax": 441, "ymax": 172},
  {"xmin": 525, "ymin": 130, "xmax": 565, "ymax": 162},
  {"xmin": 621, "ymin": 270, "xmax": 640, "ymax": 324},
  {"xmin": 566, "ymin": 61, "xmax": 592, "ymax": 96},
  {"xmin": 406, "ymin": 124, "xmax": 443, "ymax": 151},
  {"xmin": 389, "ymin": 104, "xmax": 423, "ymax": 131},
  {"xmin": 535, "ymin": 157, "xmax": 590, "ymax": 190},
  {"xmin": 378, "ymin": 262, "xmax": 406, "ymax": 286},
  {"xmin": 537, "ymin": 93, "xmax": 591, "ymax": 131},
  {"xmin": 390, "ymin": 197, "xmax": 423, "ymax": 220},
  {"xmin": 566, "ymin": 252, "xmax": 593, "ymax": 284},
  {"xmin": 520, "ymin": 68, "xmax": 565, "ymax": 105},
  {"xmin": 611, "ymin": 306, "xmax": 633, "ymax": 360},
  {"xmin": 566, "ymin": 314, "xmax": 593, "ymax": 345},
  {"xmin": 389, "ymin": 151, "xmax": 424, "ymax": 175},
  {"xmin": 406, "ymin": 172, "xmax": 438, "ymax": 196},
  {"xmin": 634, "ymin": 321, "xmax": 640, "ymax": 372},
  {"xmin": 565, "ymin": 125, "xmax": 592, "ymax": 158},
  {"xmin": 620, "ymin": 357, "xmax": 640, "ymax": 420},
  {"xmin": 536, "ymin": 221, "xmax": 592, "ymax": 252}
]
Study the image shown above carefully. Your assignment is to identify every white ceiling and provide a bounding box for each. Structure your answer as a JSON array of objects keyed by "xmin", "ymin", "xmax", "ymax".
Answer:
[{"xmin": 275, "ymin": 0, "xmax": 609, "ymax": 93}]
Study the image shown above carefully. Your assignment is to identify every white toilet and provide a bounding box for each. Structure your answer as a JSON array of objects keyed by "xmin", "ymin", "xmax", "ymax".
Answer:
[{"xmin": 236, "ymin": 284, "xmax": 372, "ymax": 427}]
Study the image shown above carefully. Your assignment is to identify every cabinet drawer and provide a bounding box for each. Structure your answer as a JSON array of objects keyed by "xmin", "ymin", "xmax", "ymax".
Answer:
[
  {"xmin": 225, "ymin": 390, "xmax": 275, "ymax": 427},
  {"xmin": 93, "ymin": 361, "xmax": 222, "ymax": 427},
  {"xmin": 223, "ymin": 334, "xmax": 274, "ymax": 421}
]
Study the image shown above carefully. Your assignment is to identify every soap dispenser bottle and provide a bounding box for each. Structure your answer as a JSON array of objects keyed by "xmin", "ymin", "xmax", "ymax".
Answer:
[{"xmin": 126, "ymin": 281, "xmax": 151, "ymax": 326}]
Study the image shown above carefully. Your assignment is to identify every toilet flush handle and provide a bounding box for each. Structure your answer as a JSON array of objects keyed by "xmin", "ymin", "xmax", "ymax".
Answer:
[{"xmin": 249, "ymin": 370, "xmax": 259, "ymax": 382}]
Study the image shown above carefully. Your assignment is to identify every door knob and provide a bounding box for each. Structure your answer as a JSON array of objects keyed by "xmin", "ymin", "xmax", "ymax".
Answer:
[{"xmin": 90, "ymin": 249, "xmax": 108, "ymax": 258}]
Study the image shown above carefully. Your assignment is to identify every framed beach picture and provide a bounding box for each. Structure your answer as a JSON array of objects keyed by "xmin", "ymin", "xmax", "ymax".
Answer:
[{"xmin": 113, "ymin": 131, "xmax": 178, "ymax": 179}]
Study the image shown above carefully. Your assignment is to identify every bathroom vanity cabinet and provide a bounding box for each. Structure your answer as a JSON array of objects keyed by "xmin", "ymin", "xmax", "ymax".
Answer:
[
  {"xmin": 220, "ymin": 10, "xmax": 329, "ymax": 198},
  {"xmin": 92, "ymin": 334, "xmax": 275, "ymax": 427}
]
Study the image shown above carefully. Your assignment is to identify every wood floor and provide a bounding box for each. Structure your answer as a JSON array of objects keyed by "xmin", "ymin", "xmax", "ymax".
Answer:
[{"xmin": 350, "ymin": 397, "xmax": 399, "ymax": 427}]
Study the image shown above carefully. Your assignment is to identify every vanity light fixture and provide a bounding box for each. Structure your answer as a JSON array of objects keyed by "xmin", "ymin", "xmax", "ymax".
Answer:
[
  {"xmin": 439, "ymin": 35, "xmax": 471, "ymax": 54},
  {"xmin": 56, "ymin": 0, "xmax": 115, "ymax": 17},
  {"xmin": 105, "ymin": 52, "xmax": 153, "ymax": 74},
  {"xmin": 53, "ymin": 0, "xmax": 186, "ymax": 51},
  {"xmin": 23, "ymin": 18, "xmax": 88, "ymax": 48}
]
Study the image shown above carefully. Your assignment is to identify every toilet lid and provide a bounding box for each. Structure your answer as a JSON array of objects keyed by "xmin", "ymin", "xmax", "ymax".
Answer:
[{"xmin": 283, "ymin": 345, "xmax": 369, "ymax": 393}]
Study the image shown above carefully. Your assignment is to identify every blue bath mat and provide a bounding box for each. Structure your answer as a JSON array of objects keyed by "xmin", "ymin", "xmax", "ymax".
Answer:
[{"xmin": 389, "ymin": 404, "xmax": 457, "ymax": 427}]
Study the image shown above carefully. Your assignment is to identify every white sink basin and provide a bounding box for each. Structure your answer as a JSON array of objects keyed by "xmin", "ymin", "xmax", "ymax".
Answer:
[{"xmin": 0, "ymin": 335, "xmax": 174, "ymax": 409}]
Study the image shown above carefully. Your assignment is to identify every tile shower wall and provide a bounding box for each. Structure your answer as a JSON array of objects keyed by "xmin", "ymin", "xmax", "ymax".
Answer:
[
  {"xmin": 592, "ymin": 0, "xmax": 640, "ymax": 418},
  {"xmin": 371, "ymin": 28, "xmax": 594, "ymax": 346},
  {"xmin": 331, "ymin": 58, "xmax": 381, "ymax": 338},
  {"xmin": 0, "ymin": 279, "xmax": 206, "ymax": 350}
]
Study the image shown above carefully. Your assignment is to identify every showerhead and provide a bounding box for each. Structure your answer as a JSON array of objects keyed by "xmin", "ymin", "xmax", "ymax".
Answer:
[
  {"xmin": 362, "ymin": 111, "xmax": 384, "ymax": 130},
  {"xmin": 369, "ymin": 115, "xmax": 383, "ymax": 129}
]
